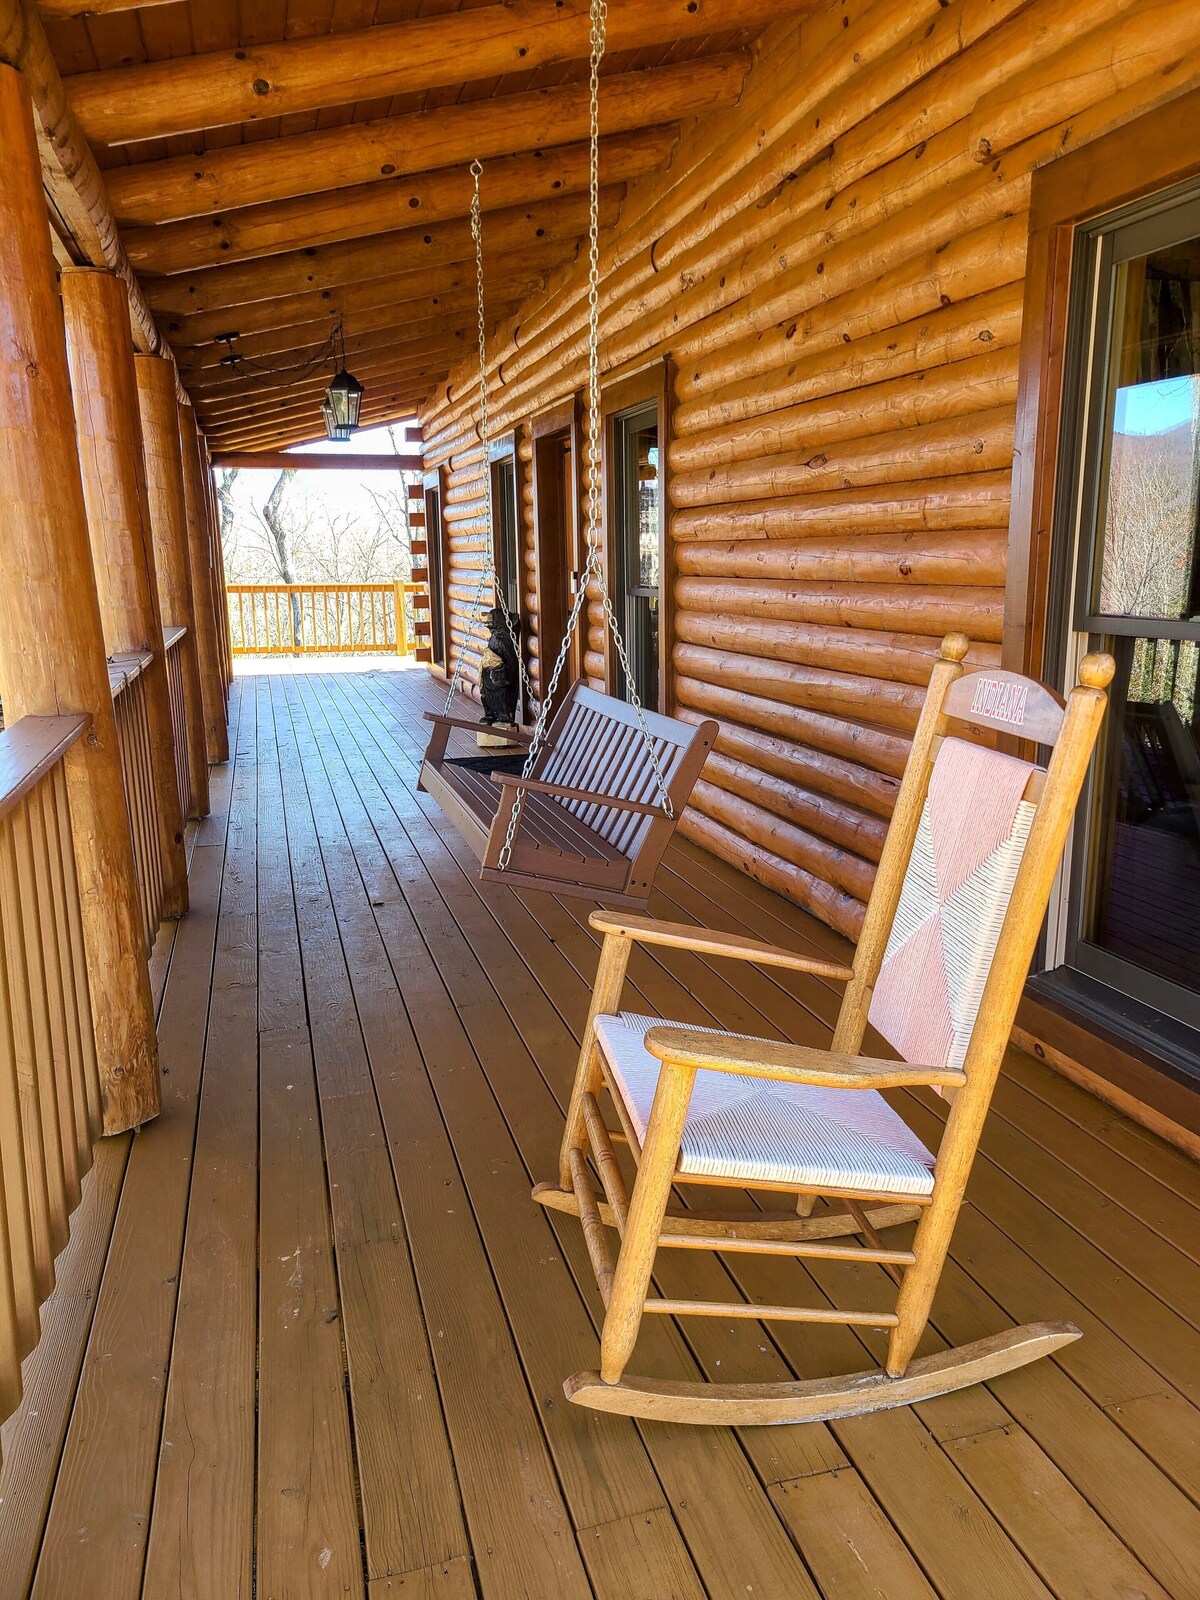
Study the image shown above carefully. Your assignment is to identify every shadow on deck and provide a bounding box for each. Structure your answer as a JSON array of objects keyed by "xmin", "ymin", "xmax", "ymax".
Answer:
[{"xmin": 1, "ymin": 664, "xmax": 1198, "ymax": 1600}]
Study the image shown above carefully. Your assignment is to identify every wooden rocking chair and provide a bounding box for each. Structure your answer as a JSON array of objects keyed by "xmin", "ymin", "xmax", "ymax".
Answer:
[{"xmin": 533, "ymin": 634, "xmax": 1116, "ymax": 1424}]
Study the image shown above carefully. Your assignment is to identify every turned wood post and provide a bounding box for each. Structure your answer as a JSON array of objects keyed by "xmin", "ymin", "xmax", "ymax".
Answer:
[
  {"xmin": 135, "ymin": 353, "xmax": 211, "ymax": 817},
  {"xmin": 0, "ymin": 65, "xmax": 160, "ymax": 1134},
  {"xmin": 61, "ymin": 266, "xmax": 190, "ymax": 919},
  {"xmin": 178, "ymin": 404, "xmax": 230, "ymax": 764}
]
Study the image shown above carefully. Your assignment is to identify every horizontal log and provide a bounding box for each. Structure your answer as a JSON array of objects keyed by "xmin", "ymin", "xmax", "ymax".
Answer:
[
  {"xmin": 692, "ymin": 771, "xmax": 876, "ymax": 904},
  {"xmin": 674, "ymin": 575, "xmax": 1004, "ymax": 642},
  {"xmin": 669, "ymin": 409, "xmax": 1016, "ymax": 510},
  {"xmin": 105, "ymin": 54, "xmax": 745, "ymax": 228},
  {"xmin": 210, "ymin": 452, "xmax": 422, "ymax": 473},
  {"xmin": 704, "ymin": 761, "xmax": 885, "ymax": 873},
  {"xmin": 209, "ymin": 387, "xmax": 434, "ymax": 449},
  {"xmin": 650, "ymin": 0, "xmax": 1025, "ymax": 279},
  {"xmin": 673, "ymin": 284, "xmax": 1024, "ymax": 437},
  {"xmin": 166, "ymin": 245, "xmax": 566, "ymax": 345},
  {"xmin": 0, "ymin": 0, "xmax": 160, "ymax": 351},
  {"xmin": 65, "ymin": 0, "xmax": 791, "ymax": 146},
  {"xmin": 672, "ymin": 189, "xmax": 1027, "ymax": 406},
  {"xmin": 675, "ymin": 531, "xmax": 1007, "ymax": 588},
  {"xmin": 672, "ymin": 643, "xmax": 924, "ymax": 733},
  {"xmin": 674, "ymin": 705, "xmax": 899, "ymax": 827},
  {"xmin": 147, "ymin": 190, "xmax": 620, "ymax": 317},
  {"xmin": 124, "ymin": 128, "xmax": 675, "ymax": 277},
  {"xmin": 194, "ymin": 351, "xmax": 451, "ymax": 424},
  {"xmin": 484, "ymin": 97, "xmax": 1030, "ymax": 430},
  {"xmin": 671, "ymin": 472, "xmax": 1012, "ymax": 543},
  {"xmin": 675, "ymin": 676, "xmax": 911, "ymax": 779},
  {"xmin": 673, "ymin": 611, "xmax": 1001, "ymax": 687},
  {"xmin": 670, "ymin": 347, "xmax": 1019, "ymax": 475},
  {"xmin": 190, "ymin": 328, "xmax": 475, "ymax": 405},
  {"xmin": 680, "ymin": 806, "xmax": 865, "ymax": 942},
  {"xmin": 177, "ymin": 276, "xmax": 546, "ymax": 372}
]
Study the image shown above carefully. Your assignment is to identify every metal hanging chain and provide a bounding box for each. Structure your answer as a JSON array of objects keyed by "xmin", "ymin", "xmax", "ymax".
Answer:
[
  {"xmin": 497, "ymin": 0, "xmax": 673, "ymax": 871},
  {"xmin": 444, "ymin": 158, "xmax": 533, "ymax": 713}
]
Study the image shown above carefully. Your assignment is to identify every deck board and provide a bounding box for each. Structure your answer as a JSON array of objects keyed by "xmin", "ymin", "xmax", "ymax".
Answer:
[{"xmin": 1, "ymin": 663, "xmax": 1198, "ymax": 1600}]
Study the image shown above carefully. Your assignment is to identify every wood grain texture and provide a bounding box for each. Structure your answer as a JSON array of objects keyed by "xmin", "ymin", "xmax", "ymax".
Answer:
[{"xmin": 0, "ymin": 66, "xmax": 158, "ymax": 1136}]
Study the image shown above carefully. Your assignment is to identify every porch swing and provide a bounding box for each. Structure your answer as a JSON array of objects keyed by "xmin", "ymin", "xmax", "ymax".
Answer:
[{"xmin": 418, "ymin": 17, "xmax": 716, "ymax": 910}]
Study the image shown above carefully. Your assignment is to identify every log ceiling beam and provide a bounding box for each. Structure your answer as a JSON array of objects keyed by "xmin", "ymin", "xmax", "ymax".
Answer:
[
  {"xmin": 104, "ymin": 52, "xmax": 744, "ymax": 228},
  {"xmin": 210, "ymin": 451, "xmax": 422, "ymax": 472},
  {"xmin": 162, "ymin": 244, "xmax": 565, "ymax": 346},
  {"xmin": 175, "ymin": 279, "xmax": 543, "ymax": 373},
  {"xmin": 193, "ymin": 359, "xmax": 458, "ymax": 428},
  {"xmin": 207, "ymin": 389, "xmax": 437, "ymax": 452},
  {"xmin": 190, "ymin": 330, "xmax": 477, "ymax": 406},
  {"xmin": 125, "ymin": 126, "xmax": 675, "ymax": 276},
  {"xmin": 63, "ymin": 0, "xmax": 795, "ymax": 148},
  {"xmin": 39, "ymin": 0, "xmax": 177, "ymax": 13},
  {"xmin": 146, "ymin": 188, "xmax": 620, "ymax": 318},
  {"xmin": 0, "ymin": 0, "xmax": 160, "ymax": 351}
]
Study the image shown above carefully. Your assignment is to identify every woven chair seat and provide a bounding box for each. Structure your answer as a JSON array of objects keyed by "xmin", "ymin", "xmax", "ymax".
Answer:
[{"xmin": 594, "ymin": 1012, "xmax": 937, "ymax": 1197}]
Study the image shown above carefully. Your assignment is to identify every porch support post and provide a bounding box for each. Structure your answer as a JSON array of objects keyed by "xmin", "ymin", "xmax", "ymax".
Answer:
[
  {"xmin": 178, "ymin": 403, "xmax": 230, "ymax": 764},
  {"xmin": 135, "ymin": 352, "xmax": 211, "ymax": 817},
  {"xmin": 61, "ymin": 265, "xmax": 190, "ymax": 918},
  {"xmin": 198, "ymin": 441, "xmax": 233, "ymax": 696},
  {"xmin": 0, "ymin": 64, "xmax": 160, "ymax": 1134}
]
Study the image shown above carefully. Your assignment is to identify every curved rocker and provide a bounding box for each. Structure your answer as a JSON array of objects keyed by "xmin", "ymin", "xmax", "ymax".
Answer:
[
  {"xmin": 535, "ymin": 639, "xmax": 1116, "ymax": 1425},
  {"xmin": 565, "ymin": 1323, "xmax": 1083, "ymax": 1425}
]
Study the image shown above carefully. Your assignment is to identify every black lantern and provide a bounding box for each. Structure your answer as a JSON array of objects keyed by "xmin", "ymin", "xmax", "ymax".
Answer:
[
  {"xmin": 323, "ymin": 367, "xmax": 363, "ymax": 441},
  {"xmin": 322, "ymin": 319, "xmax": 363, "ymax": 440}
]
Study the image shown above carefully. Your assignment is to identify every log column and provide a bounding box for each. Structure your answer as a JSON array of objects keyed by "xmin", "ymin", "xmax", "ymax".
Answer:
[
  {"xmin": 61, "ymin": 266, "xmax": 190, "ymax": 918},
  {"xmin": 135, "ymin": 353, "xmax": 211, "ymax": 817},
  {"xmin": 0, "ymin": 64, "xmax": 160, "ymax": 1134},
  {"xmin": 178, "ymin": 403, "xmax": 230, "ymax": 764},
  {"xmin": 198, "ymin": 441, "xmax": 233, "ymax": 696}
]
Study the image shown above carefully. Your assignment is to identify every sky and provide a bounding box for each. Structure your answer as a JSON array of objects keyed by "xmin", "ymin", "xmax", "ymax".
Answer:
[
  {"xmin": 226, "ymin": 421, "xmax": 420, "ymax": 523},
  {"xmin": 1114, "ymin": 374, "xmax": 1200, "ymax": 437}
]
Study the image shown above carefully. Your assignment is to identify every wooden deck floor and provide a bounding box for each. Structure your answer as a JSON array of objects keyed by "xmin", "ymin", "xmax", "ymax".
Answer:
[{"xmin": 2, "ymin": 663, "xmax": 1199, "ymax": 1600}]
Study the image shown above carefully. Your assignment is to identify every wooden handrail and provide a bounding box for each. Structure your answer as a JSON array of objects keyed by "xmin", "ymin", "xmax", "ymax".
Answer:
[
  {"xmin": 227, "ymin": 581, "xmax": 423, "ymax": 657},
  {"xmin": 0, "ymin": 714, "xmax": 103, "ymax": 1434},
  {"xmin": 0, "ymin": 715, "xmax": 90, "ymax": 824}
]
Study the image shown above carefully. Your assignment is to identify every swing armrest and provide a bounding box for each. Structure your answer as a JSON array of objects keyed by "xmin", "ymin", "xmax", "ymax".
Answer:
[
  {"xmin": 422, "ymin": 710, "xmax": 532, "ymax": 744},
  {"xmin": 490, "ymin": 772, "xmax": 664, "ymax": 815},
  {"xmin": 643, "ymin": 1025, "xmax": 966, "ymax": 1092},
  {"xmin": 589, "ymin": 911, "xmax": 855, "ymax": 981}
]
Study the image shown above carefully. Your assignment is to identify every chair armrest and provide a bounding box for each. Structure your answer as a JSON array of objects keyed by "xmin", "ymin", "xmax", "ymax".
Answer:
[
  {"xmin": 588, "ymin": 910, "xmax": 855, "ymax": 980},
  {"xmin": 643, "ymin": 1024, "xmax": 966, "ymax": 1092},
  {"xmin": 491, "ymin": 771, "xmax": 663, "ymax": 815},
  {"xmin": 422, "ymin": 710, "xmax": 531, "ymax": 743}
]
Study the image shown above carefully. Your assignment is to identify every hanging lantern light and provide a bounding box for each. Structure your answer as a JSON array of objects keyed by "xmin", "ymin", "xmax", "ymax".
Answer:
[{"xmin": 322, "ymin": 318, "xmax": 363, "ymax": 440}]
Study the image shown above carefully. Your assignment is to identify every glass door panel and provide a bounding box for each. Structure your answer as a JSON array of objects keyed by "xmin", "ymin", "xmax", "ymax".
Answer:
[
  {"xmin": 1061, "ymin": 190, "xmax": 1200, "ymax": 1028},
  {"xmin": 612, "ymin": 403, "xmax": 660, "ymax": 709}
]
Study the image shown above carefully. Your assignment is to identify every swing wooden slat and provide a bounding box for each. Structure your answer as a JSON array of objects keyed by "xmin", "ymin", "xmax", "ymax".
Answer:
[{"xmin": 418, "ymin": 681, "xmax": 716, "ymax": 909}]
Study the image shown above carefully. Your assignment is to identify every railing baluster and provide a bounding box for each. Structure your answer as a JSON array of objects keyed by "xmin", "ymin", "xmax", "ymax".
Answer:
[
  {"xmin": 38, "ymin": 778, "xmax": 92, "ymax": 1175},
  {"xmin": 51, "ymin": 763, "xmax": 101, "ymax": 1145},
  {"xmin": 0, "ymin": 907, "xmax": 42, "ymax": 1364},
  {"xmin": 0, "ymin": 813, "xmax": 59, "ymax": 1295},
  {"xmin": 0, "ymin": 718, "xmax": 105, "ymax": 1435},
  {"xmin": 27, "ymin": 786, "xmax": 85, "ymax": 1215}
]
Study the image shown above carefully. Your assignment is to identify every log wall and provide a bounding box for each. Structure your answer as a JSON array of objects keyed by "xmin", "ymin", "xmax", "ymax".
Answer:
[{"xmin": 420, "ymin": 0, "xmax": 1200, "ymax": 939}]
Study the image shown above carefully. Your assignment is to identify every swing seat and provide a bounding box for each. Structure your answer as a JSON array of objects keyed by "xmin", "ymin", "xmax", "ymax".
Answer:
[
  {"xmin": 419, "ymin": 681, "xmax": 716, "ymax": 908},
  {"xmin": 533, "ymin": 637, "xmax": 1117, "ymax": 1425}
]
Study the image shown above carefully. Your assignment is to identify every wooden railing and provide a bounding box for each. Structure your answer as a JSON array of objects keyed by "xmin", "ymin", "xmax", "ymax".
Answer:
[
  {"xmin": 110, "ymin": 652, "xmax": 165, "ymax": 955},
  {"xmin": 0, "ymin": 715, "xmax": 102, "ymax": 1438},
  {"xmin": 227, "ymin": 582, "xmax": 422, "ymax": 658},
  {"xmin": 163, "ymin": 626, "xmax": 192, "ymax": 821}
]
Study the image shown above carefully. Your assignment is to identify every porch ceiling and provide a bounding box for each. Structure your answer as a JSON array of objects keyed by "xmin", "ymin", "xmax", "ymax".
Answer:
[{"xmin": 36, "ymin": 0, "xmax": 794, "ymax": 451}]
